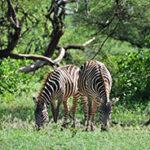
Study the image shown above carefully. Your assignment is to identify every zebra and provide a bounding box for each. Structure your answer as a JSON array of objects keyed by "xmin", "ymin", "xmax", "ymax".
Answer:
[
  {"xmin": 33, "ymin": 65, "xmax": 80, "ymax": 130},
  {"xmin": 78, "ymin": 60, "xmax": 112, "ymax": 131}
]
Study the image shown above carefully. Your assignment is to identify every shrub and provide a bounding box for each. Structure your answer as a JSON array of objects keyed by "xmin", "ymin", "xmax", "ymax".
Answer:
[{"xmin": 113, "ymin": 50, "xmax": 150, "ymax": 104}]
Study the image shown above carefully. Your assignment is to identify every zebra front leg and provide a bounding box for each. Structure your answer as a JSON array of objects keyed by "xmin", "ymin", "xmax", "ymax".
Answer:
[
  {"xmin": 90, "ymin": 100, "xmax": 97, "ymax": 131},
  {"xmin": 62, "ymin": 100, "xmax": 69, "ymax": 128},
  {"xmin": 50, "ymin": 102, "xmax": 57, "ymax": 123}
]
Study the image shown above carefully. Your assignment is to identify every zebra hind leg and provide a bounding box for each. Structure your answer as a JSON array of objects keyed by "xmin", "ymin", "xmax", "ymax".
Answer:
[
  {"xmin": 71, "ymin": 95, "xmax": 79, "ymax": 128},
  {"xmin": 50, "ymin": 103, "xmax": 57, "ymax": 123},
  {"xmin": 62, "ymin": 100, "xmax": 69, "ymax": 128},
  {"xmin": 85, "ymin": 98, "xmax": 92, "ymax": 131}
]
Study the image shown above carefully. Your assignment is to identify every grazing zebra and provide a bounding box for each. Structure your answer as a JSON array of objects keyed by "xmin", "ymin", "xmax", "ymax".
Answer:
[
  {"xmin": 78, "ymin": 60, "xmax": 112, "ymax": 131},
  {"xmin": 33, "ymin": 65, "xmax": 80, "ymax": 130}
]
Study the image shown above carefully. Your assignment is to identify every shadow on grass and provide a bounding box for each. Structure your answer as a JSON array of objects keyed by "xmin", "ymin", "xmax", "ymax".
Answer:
[
  {"xmin": 0, "ymin": 105, "xmax": 57, "ymax": 123},
  {"xmin": 0, "ymin": 106, "xmax": 34, "ymax": 122}
]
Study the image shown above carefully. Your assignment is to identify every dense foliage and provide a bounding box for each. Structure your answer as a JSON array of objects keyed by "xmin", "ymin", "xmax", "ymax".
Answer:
[
  {"xmin": 115, "ymin": 50, "xmax": 150, "ymax": 103},
  {"xmin": 0, "ymin": 0, "xmax": 50, "ymax": 55},
  {"xmin": 76, "ymin": 0, "xmax": 150, "ymax": 48}
]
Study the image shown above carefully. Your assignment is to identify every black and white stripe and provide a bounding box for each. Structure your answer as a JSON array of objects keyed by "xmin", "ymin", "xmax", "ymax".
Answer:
[
  {"xmin": 78, "ymin": 60, "xmax": 112, "ymax": 131},
  {"xmin": 34, "ymin": 65, "xmax": 80, "ymax": 129}
]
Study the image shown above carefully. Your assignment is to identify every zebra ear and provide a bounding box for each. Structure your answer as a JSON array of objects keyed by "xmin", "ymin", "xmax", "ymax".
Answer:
[{"xmin": 111, "ymin": 97, "xmax": 119, "ymax": 106}]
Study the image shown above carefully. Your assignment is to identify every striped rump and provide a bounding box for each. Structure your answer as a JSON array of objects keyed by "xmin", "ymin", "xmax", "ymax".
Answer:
[{"xmin": 78, "ymin": 60, "xmax": 112, "ymax": 131}]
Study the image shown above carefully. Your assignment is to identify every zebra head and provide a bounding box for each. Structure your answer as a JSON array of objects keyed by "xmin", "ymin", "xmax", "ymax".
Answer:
[
  {"xmin": 33, "ymin": 97, "xmax": 49, "ymax": 130},
  {"xmin": 99, "ymin": 101, "xmax": 112, "ymax": 131}
]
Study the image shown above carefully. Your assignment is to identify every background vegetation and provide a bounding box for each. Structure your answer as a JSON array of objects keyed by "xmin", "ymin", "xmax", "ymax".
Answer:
[{"xmin": 0, "ymin": 0, "xmax": 150, "ymax": 149}]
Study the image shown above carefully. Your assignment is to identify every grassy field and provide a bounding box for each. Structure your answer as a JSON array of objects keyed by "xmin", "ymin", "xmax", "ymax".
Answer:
[
  {"xmin": 0, "ymin": 92, "xmax": 150, "ymax": 150},
  {"xmin": 0, "ymin": 124, "xmax": 150, "ymax": 150}
]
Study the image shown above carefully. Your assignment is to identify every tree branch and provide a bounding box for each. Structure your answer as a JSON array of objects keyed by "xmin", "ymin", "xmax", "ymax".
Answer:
[
  {"xmin": 19, "ymin": 47, "xmax": 66, "ymax": 73},
  {"xmin": 64, "ymin": 37, "xmax": 96, "ymax": 50},
  {"xmin": 9, "ymin": 53, "xmax": 55, "ymax": 65},
  {"xmin": 0, "ymin": 0, "xmax": 81, "ymax": 73},
  {"xmin": 0, "ymin": 0, "xmax": 22, "ymax": 57},
  {"xmin": 19, "ymin": 61, "xmax": 46, "ymax": 73},
  {"xmin": 19, "ymin": 36, "xmax": 95, "ymax": 73},
  {"xmin": 91, "ymin": 22, "xmax": 119, "ymax": 59},
  {"xmin": 7, "ymin": 0, "xmax": 21, "ymax": 52}
]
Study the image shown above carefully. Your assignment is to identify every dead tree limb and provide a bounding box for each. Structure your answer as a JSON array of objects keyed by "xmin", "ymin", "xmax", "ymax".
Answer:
[
  {"xmin": 19, "ymin": 47, "xmax": 66, "ymax": 73},
  {"xmin": 19, "ymin": 37, "xmax": 95, "ymax": 73}
]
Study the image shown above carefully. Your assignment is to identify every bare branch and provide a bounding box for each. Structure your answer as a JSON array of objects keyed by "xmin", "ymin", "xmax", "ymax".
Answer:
[
  {"xmin": 18, "ymin": 36, "xmax": 95, "ymax": 73},
  {"xmin": 19, "ymin": 47, "xmax": 66, "ymax": 73},
  {"xmin": 9, "ymin": 53, "xmax": 56, "ymax": 65},
  {"xmin": 64, "ymin": 45, "xmax": 85, "ymax": 50},
  {"xmin": 64, "ymin": 37, "xmax": 96, "ymax": 50},
  {"xmin": 53, "ymin": 47, "xmax": 65, "ymax": 64},
  {"xmin": 83, "ymin": 37, "xmax": 95, "ymax": 46},
  {"xmin": 7, "ymin": 0, "xmax": 19, "ymax": 28},
  {"xmin": 19, "ymin": 61, "xmax": 46, "ymax": 73},
  {"xmin": 0, "ymin": 0, "xmax": 21, "ymax": 57}
]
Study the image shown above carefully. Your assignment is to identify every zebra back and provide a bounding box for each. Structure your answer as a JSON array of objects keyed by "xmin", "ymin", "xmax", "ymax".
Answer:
[{"xmin": 37, "ymin": 64, "xmax": 80, "ymax": 105}]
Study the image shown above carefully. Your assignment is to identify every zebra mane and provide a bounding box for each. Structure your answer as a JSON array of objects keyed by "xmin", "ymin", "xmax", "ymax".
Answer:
[{"xmin": 96, "ymin": 63, "xmax": 108, "ymax": 103}]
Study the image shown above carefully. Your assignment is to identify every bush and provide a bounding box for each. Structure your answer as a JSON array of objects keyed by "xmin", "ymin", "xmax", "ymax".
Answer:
[
  {"xmin": 0, "ymin": 58, "xmax": 50, "ymax": 102},
  {"xmin": 113, "ymin": 50, "xmax": 150, "ymax": 104}
]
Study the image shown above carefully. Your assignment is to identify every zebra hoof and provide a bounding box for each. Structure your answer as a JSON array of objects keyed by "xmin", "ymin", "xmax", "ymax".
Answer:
[
  {"xmin": 60, "ymin": 127, "xmax": 64, "ymax": 131},
  {"xmin": 101, "ymin": 127, "xmax": 109, "ymax": 132}
]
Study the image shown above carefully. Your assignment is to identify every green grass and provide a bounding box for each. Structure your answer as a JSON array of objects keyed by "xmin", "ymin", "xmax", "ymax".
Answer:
[
  {"xmin": 0, "ymin": 123, "xmax": 150, "ymax": 150},
  {"xmin": 0, "ymin": 90, "xmax": 150, "ymax": 150}
]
